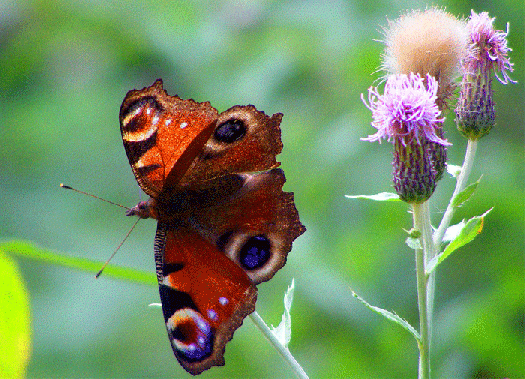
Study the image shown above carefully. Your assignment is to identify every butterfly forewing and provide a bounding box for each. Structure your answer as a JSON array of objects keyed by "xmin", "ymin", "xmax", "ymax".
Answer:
[
  {"xmin": 120, "ymin": 79, "xmax": 218, "ymax": 197},
  {"xmin": 179, "ymin": 105, "xmax": 283, "ymax": 186}
]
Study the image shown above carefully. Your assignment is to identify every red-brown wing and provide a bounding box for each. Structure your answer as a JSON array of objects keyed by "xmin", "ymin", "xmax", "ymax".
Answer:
[
  {"xmin": 119, "ymin": 79, "xmax": 218, "ymax": 197},
  {"xmin": 178, "ymin": 105, "xmax": 283, "ymax": 186},
  {"xmin": 189, "ymin": 168, "xmax": 306, "ymax": 284},
  {"xmin": 154, "ymin": 223, "xmax": 257, "ymax": 375}
]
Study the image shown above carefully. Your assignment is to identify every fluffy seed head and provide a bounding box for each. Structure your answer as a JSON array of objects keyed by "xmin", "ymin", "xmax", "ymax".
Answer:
[{"xmin": 382, "ymin": 8, "xmax": 468, "ymax": 106}]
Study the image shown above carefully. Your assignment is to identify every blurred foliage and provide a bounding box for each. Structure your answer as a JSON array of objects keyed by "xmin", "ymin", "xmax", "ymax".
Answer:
[
  {"xmin": 0, "ymin": 252, "xmax": 31, "ymax": 378},
  {"xmin": 1, "ymin": 0, "xmax": 523, "ymax": 377}
]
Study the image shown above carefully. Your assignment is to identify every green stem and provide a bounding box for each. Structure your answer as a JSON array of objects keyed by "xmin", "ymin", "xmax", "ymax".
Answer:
[
  {"xmin": 249, "ymin": 312, "xmax": 309, "ymax": 379},
  {"xmin": 421, "ymin": 139, "xmax": 478, "ymax": 378},
  {"xmin": 412, "ymin": 202, "xmax": 431, "ymax": 379},
  {"xmin": 433, "ymin": 139, "xmax": 478, "ymax": 246},
  {"xmin": 422, "ymin": 201, "xmax": 436, "ymax": 346}
]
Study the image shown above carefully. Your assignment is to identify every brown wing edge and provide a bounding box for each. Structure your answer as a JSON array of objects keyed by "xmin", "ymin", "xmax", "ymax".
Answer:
[{"xmin": 179, "ymin": 105, "xmax": 284, "ymax": 186}]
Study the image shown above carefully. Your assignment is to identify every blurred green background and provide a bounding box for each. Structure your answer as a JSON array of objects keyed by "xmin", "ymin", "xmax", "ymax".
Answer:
[{"xmin": 1, "ymin": 0, "xmax": 523, "ymax": 377}]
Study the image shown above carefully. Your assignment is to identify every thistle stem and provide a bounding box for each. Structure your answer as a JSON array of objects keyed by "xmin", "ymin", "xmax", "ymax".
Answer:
[
  {"xmin": 249, "ymin": 311, "xmax": 309, "ymax": 379},
  {"xmin": 412, "ymin": 202, "xmax": 432, "ymax": 379},
  {"xmin": 433, "ymin": 139, "xmax": 479, "ymax": 246},
  {"xmin": 423, "ymin": 201, "xmax": 436, "ymax": 345}
]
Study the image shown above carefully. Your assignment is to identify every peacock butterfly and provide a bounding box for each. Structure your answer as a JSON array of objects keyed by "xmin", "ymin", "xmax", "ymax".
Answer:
[{"xmin": 119, "ymin": 79, "xmax": 305, "ymax": 375}]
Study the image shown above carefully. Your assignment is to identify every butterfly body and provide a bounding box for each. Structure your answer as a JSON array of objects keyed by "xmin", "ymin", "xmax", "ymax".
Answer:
[{"xmin": 119, "ymin": 79, "xmax": 305, "ymax": 375}]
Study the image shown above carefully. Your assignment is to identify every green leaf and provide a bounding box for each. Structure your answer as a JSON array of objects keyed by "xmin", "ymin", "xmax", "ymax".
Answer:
[
  {"xmin": 442, "ymin": 220, "xmax": 466, "ymax": 243},
  {"xmin": 1, "ymin": 240, "xmax": 157, "ymax": 286},
  {"xmin": 427, "ymin": 208, "xmax": 493, "ymax": 274},
  {"xmin": 352, "ymin": 291, "xmax": 420, "ymax": 342},
  {"xmin": 270, "ymin": 279, "xmax": 295, "ymax": 347},
  {"xmin": 345, "ymin": 192, "xmax": 400, "ymax": 201},
  {"xmin": 451, "ymin": 177, "xmax": 481, "ymax": 207},
  {"xmin": 0, "ymin": 252, "xmax": 31, "ymax": 379}
]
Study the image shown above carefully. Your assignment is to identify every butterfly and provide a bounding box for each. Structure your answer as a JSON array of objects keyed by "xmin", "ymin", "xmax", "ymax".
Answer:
[{"xmin": 119, "ymin": 79, "xmax": 305, "ymax": 375}]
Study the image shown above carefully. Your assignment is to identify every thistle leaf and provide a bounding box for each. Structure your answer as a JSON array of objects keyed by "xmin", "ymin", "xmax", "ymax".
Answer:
[
  {"xmin": 442, "ymin": 220, "xmax": 466, "ymax": 243},
  {"xmin": 406, "ymin": 235, "xmax": 422, "ymax": 250},
  {"xmin": 427, "ymin": 208, "xmax": 492, "ymax": 274},
  {"xmin": 451, "ymin": 176, "xmax": 481, "ymax": 207},
  {"xmin": 270, "ymin": 279, "xmax": 295, "ymax": 347},
  {"xmin": 352, "ymin": 291, "xmax": 421, "ymax": 342}
]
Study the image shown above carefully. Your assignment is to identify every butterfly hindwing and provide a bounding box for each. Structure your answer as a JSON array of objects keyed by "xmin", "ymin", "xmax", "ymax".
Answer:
[
  {"xmin": 189, "ymin": 168, "xmax": 305, "ymax": 284},
  {"xmin": 155, "ymin": 223, "xmax": 257, "ymax": 375}
]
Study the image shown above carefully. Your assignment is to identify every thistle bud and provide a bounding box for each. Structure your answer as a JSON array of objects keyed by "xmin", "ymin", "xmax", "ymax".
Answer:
[
  {"xmin": 393, "ymin": 139, "xmax": 437, "ymax": 203},
  {"xmin": 362, "ymin": 74, "xmax": 450, "ymax": 203},
  {"xmin": 456, "ymin": 10, "xmax": 516, "ymax": 139},
  {"xmin": 429, "ymin": 128, "xmax": 448, "ymax": 183}
]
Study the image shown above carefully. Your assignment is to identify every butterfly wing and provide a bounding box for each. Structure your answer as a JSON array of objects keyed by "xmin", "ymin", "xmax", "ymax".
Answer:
[
  {"xmin": 119, "ymin": 79, "xmax": 219, "ymax": 197},
  {"xmin": 154, "ymin": 223, "xmax": 257, "ymax": 375},
  {"xmin": 178, "ymin": 105, "xmax": 283, "ymax": 186},
  {"xmin": 153, "ymin": 169, "xmax": 303, "ymax": 374},
  {"xmin": 121, "ymin": 80, "xmax": 285, "ymax": 195},
  {"xmin": 189, "ymin": 168, "xmax": 306, "ymax": 284}
]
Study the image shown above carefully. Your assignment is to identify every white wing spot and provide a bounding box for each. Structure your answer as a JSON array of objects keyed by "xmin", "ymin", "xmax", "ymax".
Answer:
[
  {"xmin": 165, "ymin": 119, "xmax": 172, "ymax": 126},
  {"xmin": 180, "ymin": 122, "xmax": 188, "ymax": 129},
  {"xmin": 207, "ymin": 309, "xmax": 218, "ymax": 321},
  {"xmin": 219, "ymin": 297, "xmax": 229, "ymax": 306}
]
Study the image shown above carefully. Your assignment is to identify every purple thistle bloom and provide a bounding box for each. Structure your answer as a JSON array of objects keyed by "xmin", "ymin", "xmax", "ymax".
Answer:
[
  {"xmin": 466, "ymin": 10, "xmax": 515, "ymax": 85},
  {"xmin": 456, "ymin": 10, "xmax": 516, "ymax": 139},
  {"xmin": 362, "ymin": 73, "xmax": 449, "ymax": 203},
  {"xmin": 362, "ymin": 73, "xmax": 449, "ymax": 147}
]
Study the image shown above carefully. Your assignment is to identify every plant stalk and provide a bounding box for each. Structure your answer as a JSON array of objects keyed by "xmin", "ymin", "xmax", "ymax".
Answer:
[
  {"xmin": 433, "ymin": 139, "xmax": 478, "ymax": 246},
  {"xmin": 250, "ymin": 311, "xmax": 309, "ymax": 379},
  {"xmin": 423, "ymin": 201, "xmax": 436, "ymax": 346},
  {"xmin": 412, "ymin": 202, "xmax": 432, "ymax": 379}
]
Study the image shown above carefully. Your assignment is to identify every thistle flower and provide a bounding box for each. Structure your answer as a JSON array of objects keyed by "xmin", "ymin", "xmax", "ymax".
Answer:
[
  {"xmin": 381, "ymin": 8, "xmax": 468, "ymax": 108},
  {"xmin": 465, "ymin": 10, "xmax": 515, "ymax": 84},
  {"xmin": 362, "ymin": 73, "xmax": 450, "ymax": 203},
  {"xmin": 456, "ymin": 10, "xmax": 516, "ymax": 139}
]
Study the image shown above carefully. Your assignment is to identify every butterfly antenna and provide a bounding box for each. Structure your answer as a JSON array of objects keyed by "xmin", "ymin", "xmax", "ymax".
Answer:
[
  {"xmin": 95, "ymin": 217, "xmax": 141, "ymax": 278},
  {"xmin": 60, "ymin": 183, "xmax": 130, "ymax": 211},
  {"xmin": 61, "ymin": 183, "xmax": 139, "ymax": 278}
]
